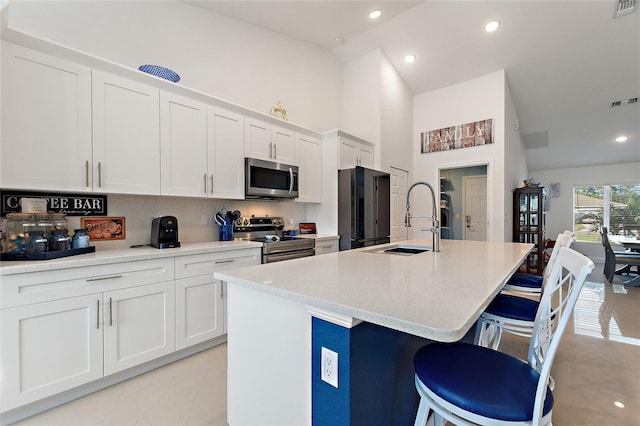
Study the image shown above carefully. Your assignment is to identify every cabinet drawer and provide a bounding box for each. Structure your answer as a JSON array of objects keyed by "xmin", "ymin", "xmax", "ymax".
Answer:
[
  {"xmin": 175, "ymin": 248, "xmax": 261, "ymax": 279},
  {"xmin": 315, "ymin": 239, "xmax": 339, "ymax": 255},
  {"xmin": 1, "ymin": 258, "xmax": 174, "ymax": 309}
]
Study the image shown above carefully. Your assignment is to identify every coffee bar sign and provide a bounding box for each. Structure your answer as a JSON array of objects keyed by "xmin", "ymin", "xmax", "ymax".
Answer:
[{"xmin": 1, "ymin": 190, "xmax": 107, "ymax": 216}]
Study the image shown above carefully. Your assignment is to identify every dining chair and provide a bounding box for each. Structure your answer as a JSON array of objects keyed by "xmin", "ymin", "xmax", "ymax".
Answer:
[
  {"xmin": 502, "ymin": 230, "xmax": 574, "ymax": 297},
  {"xmin": 413, "ymin": 247, "xmax": 594, "ymax": 426},
  {"xmin": 474, "ymin": 232, "xmax": 575, "ymax": 350},
  {"xmin": 601, "ymin": 227, "xmax": 640, "ymax": 286}
]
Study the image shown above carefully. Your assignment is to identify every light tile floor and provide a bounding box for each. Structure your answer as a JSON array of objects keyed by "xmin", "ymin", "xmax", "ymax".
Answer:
[{"xmin": 14, "ymin": 265, "xmax": 640, "ymax": 426}]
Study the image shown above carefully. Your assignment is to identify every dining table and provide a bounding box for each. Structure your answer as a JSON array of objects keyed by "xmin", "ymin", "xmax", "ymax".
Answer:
[{"xmin": 609, "ymin": 235, "xmax": 640, "ymax": 253}]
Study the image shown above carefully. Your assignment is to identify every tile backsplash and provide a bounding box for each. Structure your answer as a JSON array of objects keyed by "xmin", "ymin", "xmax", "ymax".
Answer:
[{"xmin": 64, "ymin": 194, "xmax": 308, "ymax": 250}]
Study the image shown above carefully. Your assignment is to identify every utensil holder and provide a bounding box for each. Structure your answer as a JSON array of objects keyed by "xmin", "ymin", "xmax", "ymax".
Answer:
[{"xmin": 219, "ymin": 223, "xmax": 233, "ymax": 241}]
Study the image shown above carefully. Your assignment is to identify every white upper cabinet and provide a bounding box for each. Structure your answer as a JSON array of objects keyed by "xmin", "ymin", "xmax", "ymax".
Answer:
[
  {"xmin": 1, "ymin": 42, "xmax": 92, "ymax": 191},
  {"xmin": 338, "ymin": 136, "xmax": 374, "ymax": 169},
  {"xmin": 245, "ymin": 118, "xmax": 295, "ymax": 164},
  {"xmin": 207, "ymin": 106, "xmax": 245, "ymax": 199},
  {"xmin": 160, "ymin": 92, "xmax": 208, "ymax": 197},
  {"xmin": 92, "ymin": 70, "xmax": 161, "ymax": 195},
  {"xmin": 244, "ymin": 118, "xmax": 271, "ymax": 160},
  {"xmin": 295, "ymin": 133, "xmax": 322, "ymax": 203},
  {"xmin": 271, "ymin": 125, "xmax": 295, "ymax": 164}
]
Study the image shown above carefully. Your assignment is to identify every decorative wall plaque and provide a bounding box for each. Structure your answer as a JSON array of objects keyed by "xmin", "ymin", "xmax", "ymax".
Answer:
[
  {"xmin": 1, "ymin": 190, "xmax": 107, "ymax": 216},
  {"xmin": 421, "ymin": 118, "xmax": 493, "ymax": 154},
  {"xmin": 81, "ymin": 217, "xmax": 125, "ymax": 241}
]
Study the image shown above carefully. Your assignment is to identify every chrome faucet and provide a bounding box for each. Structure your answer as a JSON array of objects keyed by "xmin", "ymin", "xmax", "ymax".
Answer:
[{"xmin": 405, "ymin": 181, "xmax": 440, "ymax": 252}]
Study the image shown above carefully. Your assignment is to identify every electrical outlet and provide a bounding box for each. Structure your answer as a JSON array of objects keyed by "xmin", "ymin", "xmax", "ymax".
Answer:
[{"xmin": 321, "ymin": 347, "xmax": 338, "ymax": 388}]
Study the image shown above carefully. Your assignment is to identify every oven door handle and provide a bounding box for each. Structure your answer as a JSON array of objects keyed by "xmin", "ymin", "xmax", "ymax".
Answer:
[{"xmin": 264, "ymin": 249, "xmax": 314, "ymax": 263}]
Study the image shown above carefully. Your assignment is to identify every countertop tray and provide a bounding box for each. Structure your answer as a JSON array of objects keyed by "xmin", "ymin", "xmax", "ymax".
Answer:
[{"xmin": 1, "ymin": 246, "xmax": 96, "ymax": 261}]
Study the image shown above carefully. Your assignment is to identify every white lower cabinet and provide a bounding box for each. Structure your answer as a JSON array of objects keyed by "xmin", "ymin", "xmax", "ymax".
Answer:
[
  {"xmin": 0, "ymin": 258, "xmax": 175, "ymax": 412},
  {"xmin": 0, "ymin": 282, "xmax": 175, "ymax": 411},
  {"xmin": 103, "ymin": 281, "xmax": 175, "ymax": 376},
  {"xmin": 0, "ymin": 247, "xmax": 260, "ymax": 415},
  {"xmin": 0, "ymin": 294, "xmax": 104, "ymax": 411},
  {"xmin": 175, "ymin": 248, "xmax": 261, "ymax": 349},
  {"xmin": 314, "ymin": 237, "xmax": 339, "ymax": 255}
]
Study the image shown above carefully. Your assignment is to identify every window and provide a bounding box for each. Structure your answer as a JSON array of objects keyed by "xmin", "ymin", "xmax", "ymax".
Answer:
[{"xmin": 573, "ymin": 184, "xmax": 640, "ymax": 242}]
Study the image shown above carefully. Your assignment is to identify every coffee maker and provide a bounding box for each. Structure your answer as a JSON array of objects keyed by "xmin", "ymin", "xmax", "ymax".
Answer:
[{"xmin": 150, "ymin": 216, "xmax": 181, "ymax": 249}]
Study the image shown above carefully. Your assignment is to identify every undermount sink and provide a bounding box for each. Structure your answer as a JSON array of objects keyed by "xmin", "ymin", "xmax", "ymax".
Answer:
[{"xmin": 366, "ymin": 244, "xmax": 432, "ymax": 256}]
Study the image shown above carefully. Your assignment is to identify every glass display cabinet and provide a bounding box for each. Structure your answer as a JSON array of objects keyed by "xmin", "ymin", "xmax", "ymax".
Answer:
[{"xmin": 513, "ymin": 186, "xmax": 547, "ymax": 275}]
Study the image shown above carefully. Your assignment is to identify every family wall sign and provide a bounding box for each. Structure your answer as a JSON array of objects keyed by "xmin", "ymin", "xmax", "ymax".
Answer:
[{"xmin": 421, "ymin": 118, "xmax": 493, "ymax": 154}]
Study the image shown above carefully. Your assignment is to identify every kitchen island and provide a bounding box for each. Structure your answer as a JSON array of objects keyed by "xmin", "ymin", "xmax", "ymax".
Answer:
[{"xmin": 215, "ymin": 238, "xmax": 532, "ymax": 426}]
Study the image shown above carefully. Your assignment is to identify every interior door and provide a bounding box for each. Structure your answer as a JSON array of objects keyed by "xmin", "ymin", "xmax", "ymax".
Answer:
[
  {"xmin": 390, "ymin": 167, "xmax": 408, "ymax": 242},
  {"xmin": 463, "ymin": 176, "xmax": 487, "ymax": 241}
]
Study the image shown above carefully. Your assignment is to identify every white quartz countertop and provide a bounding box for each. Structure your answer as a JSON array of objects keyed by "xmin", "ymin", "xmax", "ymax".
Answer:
[
  {"xmin": 215, "ymin": 239, "xmax": 533, "ymax": 342},
  {"xmin": 0, "ymin": 241, "xmax": 263, "ymax": 275}
]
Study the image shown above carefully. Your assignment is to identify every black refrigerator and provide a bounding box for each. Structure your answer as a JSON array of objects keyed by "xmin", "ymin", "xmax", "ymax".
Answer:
[{"xmin": 338, "ymin": 166, "xmax": 391, "ymax": 251}]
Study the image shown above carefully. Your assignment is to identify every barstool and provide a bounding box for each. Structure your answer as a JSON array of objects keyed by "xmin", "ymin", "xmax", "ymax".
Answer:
[
  {"xmin": 474, "ymin": 232, "xmax": 575, "ymax": 350},
  {"xmin": 413, "ymin": 247, "xmax": 594, "ymax": 426}
]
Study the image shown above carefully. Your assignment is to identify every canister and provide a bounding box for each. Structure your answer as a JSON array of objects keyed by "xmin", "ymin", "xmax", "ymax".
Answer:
[
  {"xmin": 26, "ymin": 231, "xmax": 48, "ymax": 254},
  {"xmin": 49, "ymin": 229, "xmax": 71, "ymax": 251},
  {"xmin": 72, "ymin": 229, "xmax": 90, "ymax": 249}
]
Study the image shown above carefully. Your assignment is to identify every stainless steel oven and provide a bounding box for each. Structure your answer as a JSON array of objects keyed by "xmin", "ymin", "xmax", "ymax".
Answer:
[{"xmin": 233, "ymin": 216, "xmax": 314, "ymax": 263}]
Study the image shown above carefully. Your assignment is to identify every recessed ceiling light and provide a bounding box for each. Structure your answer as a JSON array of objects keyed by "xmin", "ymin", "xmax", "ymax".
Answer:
[
  {"xmin": 615, "ymin": 135, "xmax": 628, "ymax": 143},
  {"xmin": 404, "ymin": 54, "xmax": 416, "ymax": 64},
  {"xmin": 614, "ymin": 401, "xmax": 625, "ymax": 408},
  {"xmin": 369, "ymin": 9, "xmax": 382, "ymax": 20},
  {"xmin": 485, "ymin": 20, "xmax": 500, "ymax": 32}
]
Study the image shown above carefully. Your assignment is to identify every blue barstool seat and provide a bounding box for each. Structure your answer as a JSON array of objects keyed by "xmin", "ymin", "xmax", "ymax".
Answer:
[
  {"xmin": 502, "ymin": 231, "xmax": 574, "ymax": 297},
  {"xmin": 485, "ymin": 293, "xmax": 538, "ymax": 321},
  {"xmin": 507, "ymin": 272, "xmax": 543, "ymax": 287},
  {"xmin": 414, "ymin": 343, "xmax": 553, "ymax": 421}
]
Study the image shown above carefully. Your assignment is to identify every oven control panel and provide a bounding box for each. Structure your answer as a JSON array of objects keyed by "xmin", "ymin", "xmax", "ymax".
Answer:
[{"xmin": 234, "ymin": 216, "xmax": 285, "ymax": 232}]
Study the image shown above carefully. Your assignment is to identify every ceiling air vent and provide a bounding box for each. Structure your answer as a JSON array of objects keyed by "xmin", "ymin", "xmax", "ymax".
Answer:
[
  {"xmin": 614, "ymin": 0, "xmax": 638, "ymax": 17},
  {"xmin": 611, "ymin": 97, "xmax": 639, "ymax": 107}
]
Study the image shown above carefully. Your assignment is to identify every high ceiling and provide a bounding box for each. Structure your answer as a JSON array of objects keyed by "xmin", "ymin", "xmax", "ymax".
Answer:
[{"xmin": 188, "ymin": 1, "xmax": 639, "ymax": 172}]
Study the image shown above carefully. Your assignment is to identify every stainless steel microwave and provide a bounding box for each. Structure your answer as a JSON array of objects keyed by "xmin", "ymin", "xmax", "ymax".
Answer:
[{"xmin": 245, "ymin": 158, "xmax": 299, "ymax": 199}]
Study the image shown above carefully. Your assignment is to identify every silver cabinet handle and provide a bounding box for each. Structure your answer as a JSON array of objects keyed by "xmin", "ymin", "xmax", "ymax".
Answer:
[
  {"xmin": 269, "ymin": 142, "xmax": 273, "ymax": 158},
  {"xmin": 98, "ymin": 162, "xmax": 102, "ymax": 188},
  {"xmin": 210, "ymin": 174, "xmax": 214, "ymax": 194},
  {"xmin": 86, "ymin": 160, "xmax": 90, "ymax": 187},
  {"xmin": 86, "ymin": 275, "xmax": 123, "ymax": 282},
  {"xmin": 203, "ymin": 173, "xmax": 207, "ymax": 194},
  {"xmin": 109, "ymin": 297, "xmax": 113, "ymax": 326},
  {"xmin": 289, "ymin": 167, "xmax": 294, "ymax": 194},
  {"xmin": 215, "ymin": 259, "xmax": 235, "ymax": 264},
  {"xmin": 97, "ymin": 299, "xmax": 100, "ymax": 329},
  {"xmin": 220, "ymin": 282, "xmax": 223, "ymax": 299},
  {"xmin": 274, "ymin": 143, "xmax": 277, "ymax": 159}
]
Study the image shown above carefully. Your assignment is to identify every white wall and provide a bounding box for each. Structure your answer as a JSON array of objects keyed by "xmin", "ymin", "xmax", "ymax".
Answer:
[
  {"xmin": 380, "ymin": 54, "xmax": 413, "ymax": 174},
  {"xmin": 412, "ymin": 70, "xmax": 512, "ymax": 242},
  {"xmin": 62, "ymin": 195, "xmax": 307, "ymax": 251},
  {"xmin": 6, "ymin": 0, "xmax": 341, "ymax": 132},
  {"xmin": 341, "ymin": 50, "xmax": 381, "ymax": 148},
  {"xmin": 504, "ymin": 79, "xmax": 528, "ymax": 240},
  {"xmin": 341, "ymin": 49, "xmax": 413, "ymax": 174},
  {"xmin": 532, "ymin": 161, "xmax": 640, "ymax": 261}
]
